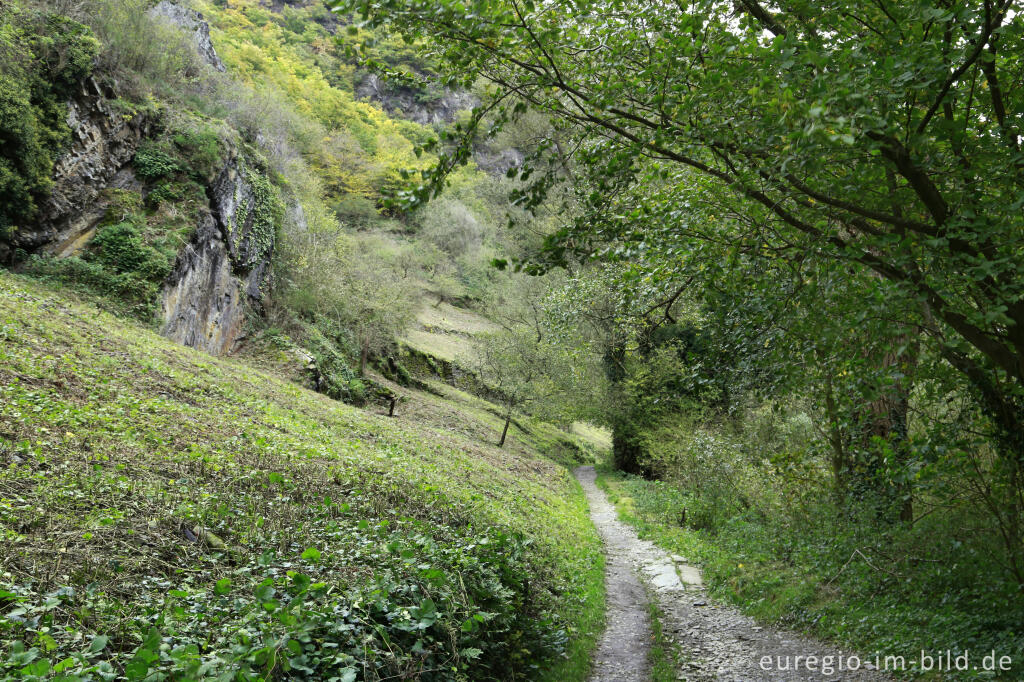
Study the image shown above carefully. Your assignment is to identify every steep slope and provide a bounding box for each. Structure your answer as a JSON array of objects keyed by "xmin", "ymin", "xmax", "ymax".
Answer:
[
  {"xmin": 2, "ymin": 0, "xmax": 289, "ymax": 359},
  {"xmin": 0, "ymin": 271, "xmax": 602, "ymax": 680},
  {"xmin": 0, "ymin": 0, "xmax": 541, "ymax": 412}
]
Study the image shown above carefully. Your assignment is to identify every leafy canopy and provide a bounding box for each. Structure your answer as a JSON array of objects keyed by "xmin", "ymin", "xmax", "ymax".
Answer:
[{"xmin": 333, "ymin": 0, "xmax": 1024, "ymax": 461}]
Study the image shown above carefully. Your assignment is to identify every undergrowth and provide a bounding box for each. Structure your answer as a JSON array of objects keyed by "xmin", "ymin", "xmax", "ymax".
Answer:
[
  {"xmin": 19, "ymin": 114, "xmax": 233, "ymax": 321},
  {"xmin": 0, "ymin": 4, "xmax": 99, "ymax": 235}
]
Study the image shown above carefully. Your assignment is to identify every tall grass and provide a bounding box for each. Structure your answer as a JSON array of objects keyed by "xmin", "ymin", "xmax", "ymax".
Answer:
[{"xmin": 44, "ymin": 0, "xmax": 200, "ymax": 96}]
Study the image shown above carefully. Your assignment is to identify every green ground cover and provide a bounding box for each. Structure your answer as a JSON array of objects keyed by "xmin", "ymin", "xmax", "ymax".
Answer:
[
  {"xmin": 0, "ymin": 272, "xmax": 603, "ymax": 681},
  {"xmin": 596, "ymin": 466, "xmax": 1024, "ymax": 679}
]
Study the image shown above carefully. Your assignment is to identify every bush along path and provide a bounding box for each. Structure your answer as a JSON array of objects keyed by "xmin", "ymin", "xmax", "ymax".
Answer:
[{"xmin": 575, "ymin": 467, "xmax": 889, "ymax": 681}]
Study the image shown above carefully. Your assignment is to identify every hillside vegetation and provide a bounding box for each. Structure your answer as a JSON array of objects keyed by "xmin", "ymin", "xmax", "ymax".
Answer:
[
  {"xmin": 2, "ymin": 0, "xmax": 555, "ymax": 402},
  {"xmin": 4, "ymin": 0, "xmax": 1024, "ymax": 678},
  {"xmin": 0, "ymin": 271, "xmax": 602, "ymax": 680}
]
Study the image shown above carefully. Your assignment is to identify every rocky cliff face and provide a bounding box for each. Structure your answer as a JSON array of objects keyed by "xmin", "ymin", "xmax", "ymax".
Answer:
[
  {"xmin": 148, "ymin": 1, "xmax": 226, "ymax": 72},
  {"xmin": 356, "ymin": 73, "xmax": 479, "ymax": 126},
  {"xmin": 159, "ymin": 211, "xmax": 242, "ymax": 355},
  {"xmin": 5, "ymin": 0, "xmax": 278, "ymax": 358},
  {"xmin": 1, "ymin": 78, "xmax": 152, "ymax": 262},
  {"xmin": 160, "ymin": 150, "xmax": 277, "ymax": 356},
  {"xmin": 473, "ymin": 147, "xmax": 525, "ymax": 177},
  {"xmin": 146, "ymin": 2, "xmax": 270, "ymax": 356},
  {"xmin": 8, "ymin": 84, "xmax": 278, "ymax": 358},
  {"xmin": 355, "ymin": 73, "xmax": 523, "ymax": 177}
]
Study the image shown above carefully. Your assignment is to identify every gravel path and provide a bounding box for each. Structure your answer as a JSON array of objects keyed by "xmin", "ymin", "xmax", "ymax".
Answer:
[
  {"xmin": 576, "ymin": 465, "xmax": 654, "ymax": 681},
  {"xmin": 574, "ymin": 466, "xmax": 890, "ymax": 681}
]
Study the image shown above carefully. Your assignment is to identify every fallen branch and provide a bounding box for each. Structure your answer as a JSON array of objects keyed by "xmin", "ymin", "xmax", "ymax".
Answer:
[{"xmin": 825, "ymin": 548, "xmax": 900, "ymax": 586}]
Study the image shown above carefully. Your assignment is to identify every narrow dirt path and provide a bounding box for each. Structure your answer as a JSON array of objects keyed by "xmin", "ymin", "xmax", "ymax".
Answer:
[
  {"xmin": 575, "ymin": 466, "xmax": 890, "ymax": 681},
  {"xmin": 576, "ymin": 465, "xmax": 653, "ymax": 680}
]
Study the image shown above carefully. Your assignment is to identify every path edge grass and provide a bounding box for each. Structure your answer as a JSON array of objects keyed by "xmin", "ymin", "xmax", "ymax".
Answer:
[
  {"xmin": 538, "ymin": 475, "xmax": 606, "ymax": 682},
  {"xmin": 593, "ymin": 467, "xmax": 924, "ymax": 679}
]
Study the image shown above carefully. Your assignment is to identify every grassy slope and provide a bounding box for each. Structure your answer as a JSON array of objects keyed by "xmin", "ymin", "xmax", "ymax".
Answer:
[
  {"xmin": 0, "ymin": 272, "xmax": 602, "ymax": 680},
  {"xmin": 567, "ymin": 424, "xmax": 611, "ymax": 455},
  {"xmin": 400, "ymin": 299, "xmax": 499, "ymax": 365}
]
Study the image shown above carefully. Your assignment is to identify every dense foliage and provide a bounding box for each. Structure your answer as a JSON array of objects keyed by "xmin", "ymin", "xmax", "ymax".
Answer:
[
  {"xmin": 0, "ymin": 5, "xmax": 98, "ymax": 232},
  {"xmin": 343, "ymin": 0, "xmax": 1024, "ymax": 559},
  {"xmin": 7, "ymin": 0, "xmax": 1024, "ymax": 675}
]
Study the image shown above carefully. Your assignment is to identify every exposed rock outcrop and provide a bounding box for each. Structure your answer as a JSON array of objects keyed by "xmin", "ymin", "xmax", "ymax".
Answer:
[
  {"xmin": 356, "ymin": 73, "xmax": 478, "ymax": 126},
  {"xmin": 355, "ymin": 73, "xmax": 524, "ymax": 177},
  {"xmin": 473, "ymin": 147, "xmax": 525, "ymax": 177},
  {"xmin": 148, "ymin": 1, "xmax": 226, "ymax": 72},
  {"xmin": 160, "ymin": 150, "xmax": 277, "ymax": 356},
  {"xmin": 1, "ymin": 79, "xmax": 151, "ymax": 262},
  {"xmin": 159, "ymin": 211, "xmax": 242, "ymax": 355},
  {"xmin": 1, "ymin": 4, "xmax": 279, "ymax": 359}
]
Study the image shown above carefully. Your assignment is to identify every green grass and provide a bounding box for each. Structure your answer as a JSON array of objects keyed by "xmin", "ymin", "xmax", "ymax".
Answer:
[
  {"xmin": 400, "ymin": 328, "xmax": 477, "ymax": 364},
  {"xmin": 568, "ymin": 423, "xmax": 611, "ymax": 454},
  {"xmin": 0, "ymin": 271, "xmax": 604, "ymax": 680},
  {"xmin": 415, "ymin": 302, "xmax": 499, "ymax": 337},
  {"xmin": 406, "ymin": 380, "xmax": 598, "ymax": 470},
  {"xmin": 645, "ymin": 598, "xmax": 680, "ymax": 682},
  {"xmin": 401, "ymin": 298, "xmax": 497, "ymax": 369},
  {"xmin": 535, "ymin": 486, "xmax": 604, "ymax": 682}
]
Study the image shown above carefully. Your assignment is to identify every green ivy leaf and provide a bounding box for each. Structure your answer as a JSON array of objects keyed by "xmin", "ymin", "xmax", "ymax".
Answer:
[
  {"xmin": 88, "ymin": 635, "xmax": 109, "ymax": 653},
  {"xmin": 254, "ymin": 580, "xmax": 276, "ymax": 602}
]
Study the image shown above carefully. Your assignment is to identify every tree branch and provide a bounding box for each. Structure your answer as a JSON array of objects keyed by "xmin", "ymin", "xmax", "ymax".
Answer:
[{"xmin": 916, "ymin": 0, "xmax": 1012, "ymax": 135}]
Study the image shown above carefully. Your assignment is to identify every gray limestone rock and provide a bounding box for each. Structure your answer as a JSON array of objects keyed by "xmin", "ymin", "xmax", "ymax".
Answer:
[
  {"xmin": 2, "ymin": 78, "xmax": 151, "ymax": 262},
  {"xmin": 148, "ymin": 1, "xmax": 226, "ymax": 72},
  {"xmin": 160, "ymin": 151, "xmax": 276, "ymax": 356},
  {"xmin": 355, "ymin": 73, "xmax": 478, "ymax": 126}
]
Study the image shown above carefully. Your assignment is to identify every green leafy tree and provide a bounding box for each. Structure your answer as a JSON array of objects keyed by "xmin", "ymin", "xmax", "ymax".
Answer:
[
  {"xmin": 343, "ymin": 254, "xmax": 419, "ymax": 376},
  {"xmin": 0, "ymin": 6, "xmax": 99, "ymax": 238},
  {"xmin": 336, "ymin": 0, "xmax": 1024, "ymax": 458},
  {"xmin": 274, "ymin": 184, "xmax": 417, "ymax": 379},
  {"xmin": 471, "ymin": 328, "xmax": 548, "ymax": 446},
  {"xmin": 337, "ymin": 0, "xmax": 1024, "ymax": 574},
  {"xmin": 470, "ymin": 325, "xmax": 591, "ymax": 446}
]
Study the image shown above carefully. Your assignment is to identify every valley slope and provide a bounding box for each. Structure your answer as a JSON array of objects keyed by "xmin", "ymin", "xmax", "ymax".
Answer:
[{"xmin": 0, "ymin": 271, "xmax": 603, "ymax": 680}]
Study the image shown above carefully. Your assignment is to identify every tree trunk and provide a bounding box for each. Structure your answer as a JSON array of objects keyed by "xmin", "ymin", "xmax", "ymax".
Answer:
[
  {"xmin": 359, "ymin": 340, "xmax": 368, "ymax": 376},
  {"xmin": 822, "ymin": 335, "xmax": 916, "ymax": 523},
  {"xmin": 498, "ymin": 408, "xmax": 512, "ymax": 447},
  {"xmin": 860, "ymin": 337, "xmax": 916, "ymax": 522},
  {"xmin": 859, "ymin": 372, "xmax": 913, "ymax": 522},
  {"xmin": 823, "ymin": 374, "xmax": 849, "ymax": 499}
]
